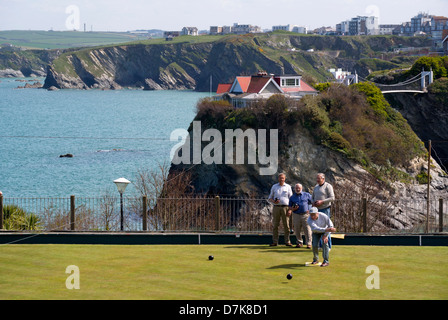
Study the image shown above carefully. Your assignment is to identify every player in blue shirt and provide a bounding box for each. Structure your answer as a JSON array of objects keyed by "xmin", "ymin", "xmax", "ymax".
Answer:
[{"xmin": 288, "ymin": 183, "xmax": 313, "ymax": 248}]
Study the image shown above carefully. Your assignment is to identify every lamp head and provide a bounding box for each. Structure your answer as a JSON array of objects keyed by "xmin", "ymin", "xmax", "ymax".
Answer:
[{"xmin": 114, "ymin": 177, "xmax": 131, "ymax": 194}]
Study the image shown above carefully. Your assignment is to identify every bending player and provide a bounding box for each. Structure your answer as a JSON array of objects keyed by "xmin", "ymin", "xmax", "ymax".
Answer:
[{"xmin": 307, "ymin": 207, "xmax": 336, "ymax": 267}]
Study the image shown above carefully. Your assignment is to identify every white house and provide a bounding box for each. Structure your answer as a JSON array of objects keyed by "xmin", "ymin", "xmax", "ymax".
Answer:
[
  {"xmin": 272, "ymin": 25, "xmax": 307, "ymax": 34},
  {"xmin": 181, "ymin": 27, "xmax": 198, "ymax": 36},
  {"xmin": 272, "ymin": 24, "xmax": 293, "ymax": 32},
  {"xmin": 292, "ymin": 26, "xmax": 308, "ymax": 34},
  {"xmin": 379, "ymin": 24, "xmax": 401, "ymax": 35}
]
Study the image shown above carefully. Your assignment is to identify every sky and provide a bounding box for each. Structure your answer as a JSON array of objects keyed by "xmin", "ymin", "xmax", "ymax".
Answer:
[{"xmin": 0, "ymin": 0, "xmax": 447, "ymax": 32}]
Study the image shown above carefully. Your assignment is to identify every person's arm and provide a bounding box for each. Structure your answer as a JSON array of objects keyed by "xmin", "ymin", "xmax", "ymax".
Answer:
[
  {"xmin": 288, "ymin": 185, "xmax": 293, "ymax": 198},
  {"xmin": 268, "ymin": 186, "xmax": 275, "ymax": 203},
  {"xmin": 307, "ymin": 193, "xmax": 313, "ymax": 206},
  {"xmin": 287, "ymin": 197, "xmax": 294, "ymax": 216},
  {"xmin": 288, "ymin": 197, "xmax": 297, "ymax": 210},
  {"xmin": 308, "ymin": 219, "xmax": 326, "ymax": 233},
  {"xmin": 312, "ymin": 187, "xmax": 323, "ymax": 207},
  {"xmin": 323, "ymin": 217, "xmax": 335, "ymax": 237}
]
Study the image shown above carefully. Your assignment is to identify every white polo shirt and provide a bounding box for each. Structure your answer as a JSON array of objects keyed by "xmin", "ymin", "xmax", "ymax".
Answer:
[{"xmin": 269, "ymin": 183, "xmax": 293, "ymax": 206}]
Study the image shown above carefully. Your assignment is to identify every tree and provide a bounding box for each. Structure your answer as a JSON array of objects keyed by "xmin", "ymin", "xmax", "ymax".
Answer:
[{"xmin": 408, "ymin": 56, "xmax": 447, "ymax": 79}]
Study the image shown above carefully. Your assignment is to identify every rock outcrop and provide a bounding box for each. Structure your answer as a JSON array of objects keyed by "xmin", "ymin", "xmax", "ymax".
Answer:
[
  {"xmin": 0, "ymin": 49, "xmax": 60, "ymax": 77},
  {"xmin": 0, "ymin": 68, "xmax": 24, "ymax": 78},
  {"xmin": 385, "ymin": 87, "xmax": 448, "ymax": 171}
]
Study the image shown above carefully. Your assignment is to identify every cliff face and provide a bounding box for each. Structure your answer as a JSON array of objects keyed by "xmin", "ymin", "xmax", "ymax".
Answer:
[
  {"xmin": 0, "ymin": 49, "xmax": 59, "ymax": 77},
  {"xmin": 42, "ymin": 34, "xmax": 432, "ymax": 90},
  {"xmin": 43, "ymin": 40, "xmax": 287, "ymax": 90},
  {"xmin": 385, "ymin": 86, "xmax": 448, "ymax": 171}
]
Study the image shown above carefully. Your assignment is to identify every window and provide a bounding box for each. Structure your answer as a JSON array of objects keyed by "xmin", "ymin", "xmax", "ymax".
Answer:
[{"xmin": 282, "ymin": 78, "xmax": 300, "ymax": 86}]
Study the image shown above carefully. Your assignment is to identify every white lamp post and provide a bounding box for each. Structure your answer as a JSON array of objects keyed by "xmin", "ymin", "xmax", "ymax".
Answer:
[{"xmin": 114, "ymin": 177, "xmax": 130, "ymax": 231}]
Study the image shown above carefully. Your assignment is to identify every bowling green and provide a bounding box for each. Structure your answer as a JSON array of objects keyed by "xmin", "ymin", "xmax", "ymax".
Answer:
[{"xmin": 0, "ymin": 244, "xmax": 447, "ymax": 300}]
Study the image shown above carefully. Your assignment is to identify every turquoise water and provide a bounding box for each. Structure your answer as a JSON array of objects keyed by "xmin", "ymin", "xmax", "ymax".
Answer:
[{"xmin": 0, "ymin": 78, "xmax": 209, "ymax": 197}]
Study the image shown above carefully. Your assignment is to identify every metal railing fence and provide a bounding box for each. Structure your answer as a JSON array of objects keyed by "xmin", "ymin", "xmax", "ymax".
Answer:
[{"xmin": 0, "ymin": 195, "xmax": 447, "ymax": 234}]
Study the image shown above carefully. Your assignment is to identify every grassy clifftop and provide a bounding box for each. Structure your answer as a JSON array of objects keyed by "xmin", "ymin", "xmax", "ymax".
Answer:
[{"xmin": 45, "ymin": 33, "xmax": 432, "ymax": 90}]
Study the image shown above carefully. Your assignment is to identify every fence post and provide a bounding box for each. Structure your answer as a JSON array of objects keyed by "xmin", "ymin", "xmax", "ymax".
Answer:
[
  {"xmin": 142, "ymin": 195, "xmax": 147, "ymax": 231},
  {"xmin": 70, "ymin": 195, "xmax": 75, "ymax": 231},
  {"xmin": 362, "ymin": 198, "xmax": 367, "ymax": 233},
  {"xmin": 439, "ymin": 199, "xmax": 444, "ymax": 233},
  {"xmin": 426, "ymin": 140, "xmax": 431, "ymax": 234},
  {"xmin": 0, "ymin": 194, "xmax": 3, "ymax": 230},
  {"xmin": 215, "ymin": 196, "xmax": 220, "ymax": 231}
]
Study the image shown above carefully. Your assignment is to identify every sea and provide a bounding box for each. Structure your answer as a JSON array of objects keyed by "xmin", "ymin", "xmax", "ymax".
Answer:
[{"xmin": 0, "ymin": 77, "xmax": 210, "ymax": 197}]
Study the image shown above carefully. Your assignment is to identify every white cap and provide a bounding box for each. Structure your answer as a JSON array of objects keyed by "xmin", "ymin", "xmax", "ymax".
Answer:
[{"xmin": 309, "ymin": 206, "xmax": 318, "ymax": 213}]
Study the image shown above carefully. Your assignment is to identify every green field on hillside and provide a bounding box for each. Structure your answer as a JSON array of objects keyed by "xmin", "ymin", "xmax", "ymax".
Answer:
[
  {"xmin": 0, "ymin": 30, "xmax": 149, "ymax": 49},
  {"xmin": 0, "ymin": 244, "xmax": 447, "ymax": 300}
]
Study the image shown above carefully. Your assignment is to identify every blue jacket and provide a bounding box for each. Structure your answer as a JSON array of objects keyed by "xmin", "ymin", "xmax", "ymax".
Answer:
[{"xmin": 288, "ymin": 192, "xmax": 313, "ymax": 214}]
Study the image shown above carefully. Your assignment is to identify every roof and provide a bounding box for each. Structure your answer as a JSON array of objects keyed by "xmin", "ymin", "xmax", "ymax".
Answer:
[
  {"xmin": 235, "ymin": 76, "xmax": 251, "ymax": 92},
  {"xmin": 276, "ymin": 74, "xmax": 302, "ymax": 77},
  {"xmin": 281, "ymin": 79, "xmax": 317, "ymax": 93},
  {"xmin": 216, "ymin": 83, "xmax": 232, "ymax": 94},
  {"xmin": 246, "ymin": 76, "xmax": 271, "ymax": 93},
  {"xmin": 217, "ymin": 73, "xmax": 317, "ymax": 99},
  {"xmin": 432, "ymin": 16, "xmax": 448, "ymax": 20}
]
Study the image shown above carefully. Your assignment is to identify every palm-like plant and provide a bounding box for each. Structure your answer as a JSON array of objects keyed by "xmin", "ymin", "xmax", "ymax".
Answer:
[{"xmin": 3, "ymin": 204, "xmax": 41, "ymax": 230}]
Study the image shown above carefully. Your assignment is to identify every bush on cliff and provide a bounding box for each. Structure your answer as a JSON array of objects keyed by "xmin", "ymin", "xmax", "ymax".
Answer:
[
  {"xmin": 407, "ymin": 56, "xmax": 448, "ymax": 79},
  {"xmin": 428, "ymin": 77, "xmax": 448, "ymax": 105},
  {"xmin": 315, "ymin": 83, "xmax": 424, "ymax": 168},
  {"xmin": 194, "ymin": 88, "xmax": 424, "ymax": 180}
]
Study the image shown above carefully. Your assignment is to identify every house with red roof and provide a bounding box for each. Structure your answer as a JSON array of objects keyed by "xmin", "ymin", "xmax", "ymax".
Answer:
[{"xmin": 214, "ymin": 71, "xmax": 317, "ymax": 108}]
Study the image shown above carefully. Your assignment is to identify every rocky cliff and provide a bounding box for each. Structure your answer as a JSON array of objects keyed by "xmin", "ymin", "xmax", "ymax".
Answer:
[
  {"xmin": 0, "ymin": 49, "xmax": 60, "ymax": 77},
  {"xmin": 385, "ymin": 79, "xmax": 448, "ymax": 171},
  {"xmin": 42, "ymin": 34, "xmax": 432, "ymax": 90},
  {"xmin": 167, "ymin": 90, "xmax": 447, "ymax": 232}
]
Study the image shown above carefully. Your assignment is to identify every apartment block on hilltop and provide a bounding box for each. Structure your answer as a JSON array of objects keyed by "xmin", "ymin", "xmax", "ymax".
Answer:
[
  {"xmin": 210, "ymin": 23, "xmax": 261, "ymax": 35},
  {"xmin": 431, "ymin": 16, "xmax": 448, "ymax": 48},
  {"xmin": 400, "ymin": 12, "xmax": 448, "ymax": 48},
  {"xmin": 214, "ymin": 71, "xmax": 317, "ymax": 108},
  {"xmin": 272, "ymin": 24, "xmax": 308, "ymax": 34},
  {"xmin": 378, "ymin": 24, "xmax": 401, "ymax": 35},
  {"xmin": 336, "ymin": 16, "xmax": 379, "ymax": 35}
]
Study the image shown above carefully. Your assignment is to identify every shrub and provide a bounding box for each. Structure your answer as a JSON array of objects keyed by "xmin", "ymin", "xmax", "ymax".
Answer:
[
  {"xmin": 3, "ymin": 204, "xmax": 41, "ymax": 230},
  {"xmin": 352, "ymin": 82, "xmax": 389, "ymax": 121},
  {"xmin": 416, "ymin": 171, "xmax": 430, "ymax": 184},
  {"xmin": 195, "ymin": 98, "xmax": 232, "ymax": 128},
  {"xmin": 298, "ymin": 97, "xmax": 331, "ymax": 143},
  {"xmin": 428, "ymin": 77, "xmax": 448, "ymax": 105},
  {"xmin": 314, "ymin": 82, "xmax": 331, "ymax": 92},
  {"xmin": 194, "ymin": 83, "xmax": 424, "ymax": 182},
  {"xmin": 301, "ymin": 83, "xmax": 424, "ymax": 169},
  {"xmin": 407, "ymin": 56, "xmax": 447, "ymax": 79},
  {"xmin": 327, "ymin": 131, "xmax": 351, "ymax": 151}
]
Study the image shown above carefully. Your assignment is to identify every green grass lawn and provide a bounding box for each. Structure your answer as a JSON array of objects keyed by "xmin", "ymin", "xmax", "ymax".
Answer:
[
  {"xmin": 0, "ymin": 244, "xmax": 447, "ymax": 300},
  {"xmin": 0, "ymin": 30, "xmax": 149, "ymax": 49}
]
